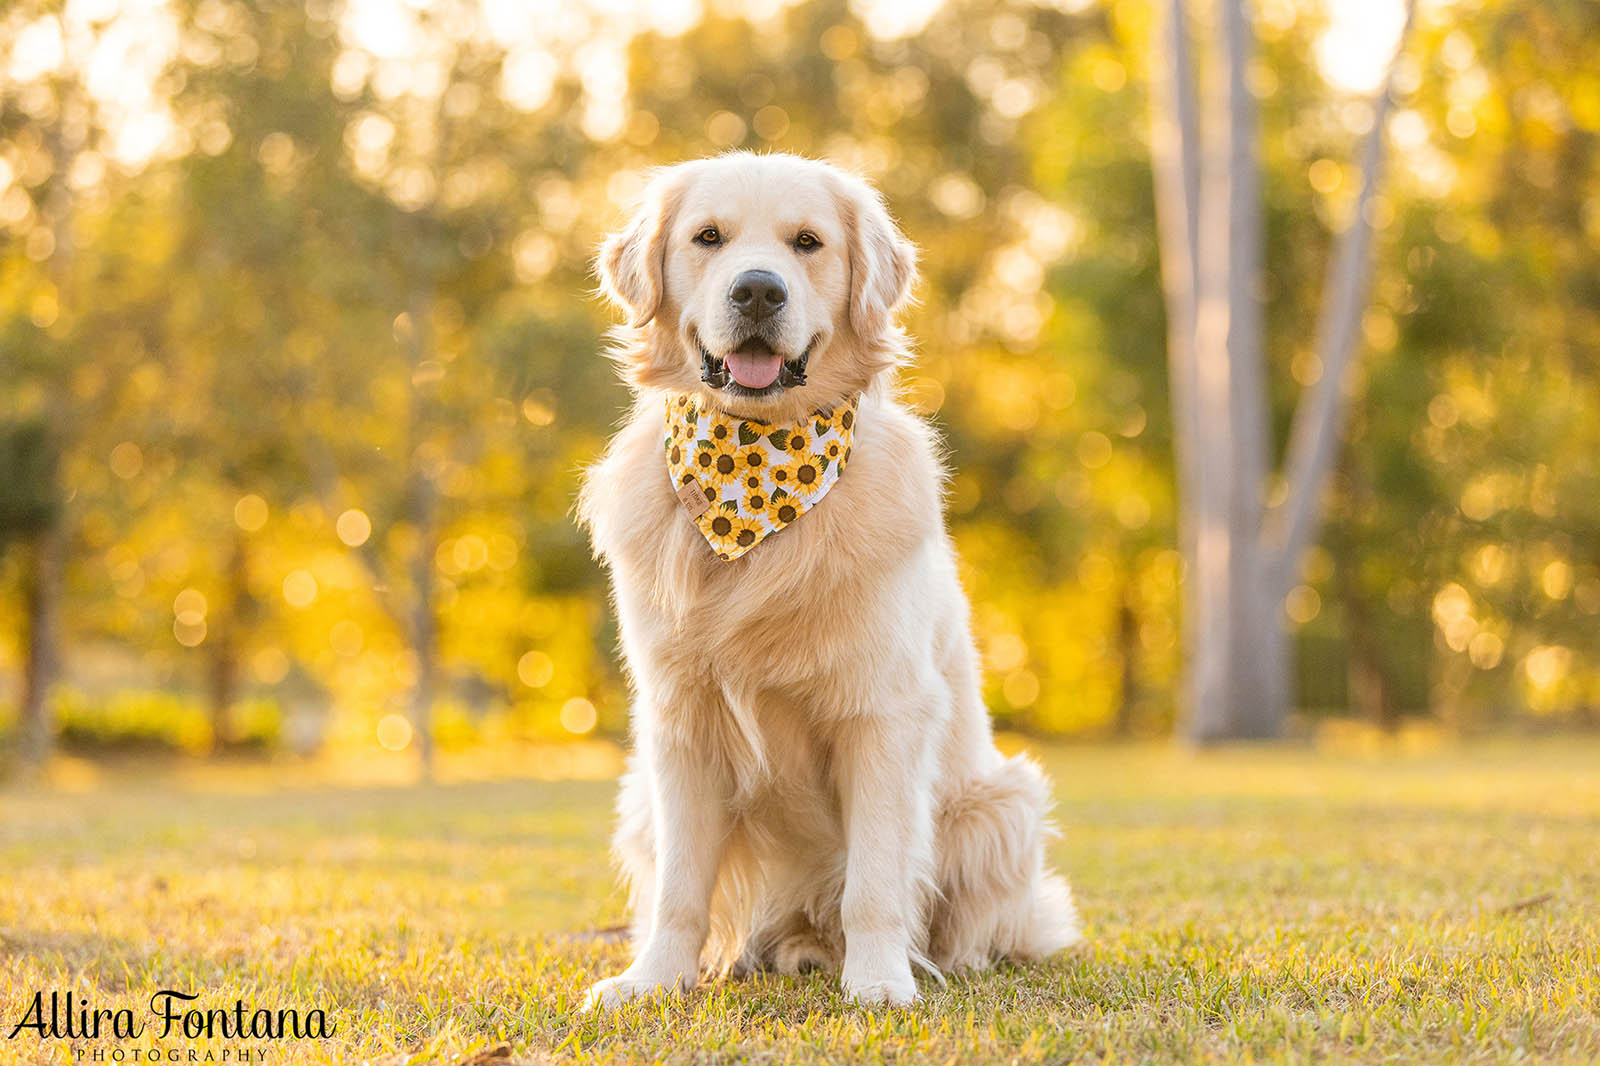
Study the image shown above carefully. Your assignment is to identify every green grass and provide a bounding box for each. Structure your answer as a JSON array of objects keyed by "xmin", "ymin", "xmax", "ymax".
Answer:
[{"xmin": 2, "ymin": 738, "xmax": 1597, "ymax": 1064}]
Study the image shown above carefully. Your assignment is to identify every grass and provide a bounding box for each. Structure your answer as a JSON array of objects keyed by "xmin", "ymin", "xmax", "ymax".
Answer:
[{"xmin": 1, "ymin": 736, "xmax": 1597, "ymax": 1064}]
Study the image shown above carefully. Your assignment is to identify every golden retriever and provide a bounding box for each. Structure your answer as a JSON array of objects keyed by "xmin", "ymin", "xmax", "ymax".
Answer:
[{"xmin": 578, "ymin": 153, "xmax": 1080, "ymax": 1008}]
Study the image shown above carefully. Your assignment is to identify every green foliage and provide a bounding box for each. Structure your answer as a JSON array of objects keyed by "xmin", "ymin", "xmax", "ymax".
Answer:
[
  {"xmin": 43, "ymin": 689, "xmax": 281, "ymax": 753},
  {"xmin": 0, "ymin": 419, "xmax": 56, "ymax": 544},
  {"xmin": 0, "ymin": 0, "xmax": 1597, "ymax": 748}
]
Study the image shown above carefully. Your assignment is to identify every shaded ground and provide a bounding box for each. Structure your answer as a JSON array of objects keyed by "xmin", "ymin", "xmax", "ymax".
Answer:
[{"xmin": 1, "ymin": 738, "xmax": 1597, "ymax": 1064}]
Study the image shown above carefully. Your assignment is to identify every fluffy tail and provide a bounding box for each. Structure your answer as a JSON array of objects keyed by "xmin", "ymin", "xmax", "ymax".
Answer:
[{"xmin": 928, "ymin": 754, "xmax": 1082, "ymax": 971}]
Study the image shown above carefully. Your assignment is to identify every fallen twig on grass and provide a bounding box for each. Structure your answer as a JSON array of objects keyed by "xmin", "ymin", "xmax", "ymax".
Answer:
[
  {"xmin": 1497, "ymin": 891, "xmax": 1555, "ymax": 914},
  {"xmin": 557, "ymin": 924, "xmax": 631, "ymax": 944},
  {"xmin": 447, "ymin": 1042, "xmax": 550, "ymax": 1066}
]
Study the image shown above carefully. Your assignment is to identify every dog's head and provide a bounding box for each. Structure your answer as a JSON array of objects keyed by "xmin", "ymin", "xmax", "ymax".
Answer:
[{"xmin": 597, "ymin": 153, "xmax": 917, "ymax": 419}]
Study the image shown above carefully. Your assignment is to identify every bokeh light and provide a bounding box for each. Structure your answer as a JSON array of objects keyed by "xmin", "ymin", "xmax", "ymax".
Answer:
[
  {"xmin": 234, "ymin": 494, "xmax": 269, "ymax": 532},
  {"xmin": 559, "ymin": 698, "xmax": 598, "ymax": 735},
  {"xmin": 517, "ymin": 651, "xmax": 554, "ymax": 688},
  {"xmin": 282, "ymin": 571, "xmax": 319, "ymax": 608},
  {"xmin": 336, "ymin": 508, "xmax": 373, "ymax": 547},
  {"xmin": 376, "ymin": 713, "xmax": 413, "ymax": 751}
]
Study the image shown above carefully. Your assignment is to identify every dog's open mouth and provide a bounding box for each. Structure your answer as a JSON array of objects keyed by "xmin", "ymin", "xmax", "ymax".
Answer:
[
  {"xmin": 698, "ymin": 332, "xmax": 815, "ymax": 395},
  {"xmin": 726, "ymin": 337, "xmax": 782, "ymax": 389}
]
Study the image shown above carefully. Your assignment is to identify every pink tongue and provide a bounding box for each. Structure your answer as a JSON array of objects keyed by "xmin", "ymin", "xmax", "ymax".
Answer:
[{"xmin": 726, "ymin": 350, "xmax": 782, "ymax": 389}]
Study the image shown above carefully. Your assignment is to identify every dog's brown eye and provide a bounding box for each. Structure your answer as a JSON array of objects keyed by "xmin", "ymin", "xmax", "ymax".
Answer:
[
  {"xmin": 693, "ymin": 226, "xmax": 722, "ymax": 247},
  {"xmin": 794, "ymin": 231, "xmax": 821, "ymax": 252}
]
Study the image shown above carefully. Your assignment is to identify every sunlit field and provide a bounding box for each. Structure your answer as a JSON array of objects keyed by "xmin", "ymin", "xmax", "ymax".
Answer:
[
  {"xmin": 6, "ymin": 0, "xmax": 1600, "ymax": 1059},
  {"xmin": 3, "ymin": 737, "xmax": 1596, "ymax": 1065}
]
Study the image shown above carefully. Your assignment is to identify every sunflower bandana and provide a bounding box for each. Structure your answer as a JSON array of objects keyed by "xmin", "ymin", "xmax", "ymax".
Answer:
[{"xmin": 665, "ymin": 393, "xmax": 859, "ymax": 561}]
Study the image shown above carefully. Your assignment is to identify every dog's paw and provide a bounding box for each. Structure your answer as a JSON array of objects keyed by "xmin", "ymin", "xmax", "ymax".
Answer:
[
  {"xmin": 728, "ymin": 946, "xmax": 768, "ymax": 980},
  {"xmin": 773, "ymin": 931, "xmax": 836, "ymax": 976},
  {"xmin": 581, "ymin": 972, "xmax": 689, "ymax": 1012},
  {"xmin": 842, "ymin": 974, "xmax": 919, "ymax": 1007},
  {"xmin": 841, "ymin": 956, "xmax": 918, "ymax": 1007}
]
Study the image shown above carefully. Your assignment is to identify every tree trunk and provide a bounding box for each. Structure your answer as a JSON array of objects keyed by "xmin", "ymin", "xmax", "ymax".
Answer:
[
  {"xmin": 20, "ymin": 516, "xmax": 64, "ymax": 766},
  {"xmin": 1150, "ymin": 0, "xmax": 1205, "ymax": 736},
  {"xmin": 1344, "ymin": 586, "xmax": 1397, "ymax": 732},
  {"xmin": 1151, "ymin": 0, "xmax": 1201, "ymax": 541},
  {"xmin": 407, "ymin": 475, "xmax": 438, "ymax": 778},
  {"xmin": 1186, "ymin": 0, "xmax": 1267, "ymax": 741},
  {"xmin": 1154, "ymin": 0, "xmax": 1413, "ymax": 742},
  {"xmin": 1333, "ymin": 452, "xmax": 1398, "ymax": 732},
  {"xmin": 1429, "ymin": 629, "xmax": 1473, "ymax": 731},
  {"xmin": 207, "ymin": 529, "xmax": 251, "ymax": 750},
  {"xmin": 1113, "ymin": 586, "xmax": 1140, "ymax": 738},
  {"xmin": 18, "ymin": 157, "xmax": 75, "ymax": 769},
  {"xmin": 1267, "ymin": 0, "xmax": 1415, "ymax": 591},
  {"xmin": 1217, "ymin": 0, "xmax": 1283, "ymax": 741},
  {"xmin": 403, "ymin": 274, "xmax": 439, "ymax": 780}
]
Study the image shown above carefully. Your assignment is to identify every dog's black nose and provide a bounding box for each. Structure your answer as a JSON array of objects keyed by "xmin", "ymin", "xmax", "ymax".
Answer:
[{"xmin": 729, "ymin": 270, "xmax": 787, "ymax": 320}]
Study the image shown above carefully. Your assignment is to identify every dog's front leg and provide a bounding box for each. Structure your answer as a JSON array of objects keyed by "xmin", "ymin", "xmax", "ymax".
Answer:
[
  {"xmin": 835, "ymin": 712, "xmax": 933, "ymax": 1007},
  {"xmin": 584, "ymin": 719, "xmax": 729, "ymax": 1011}
]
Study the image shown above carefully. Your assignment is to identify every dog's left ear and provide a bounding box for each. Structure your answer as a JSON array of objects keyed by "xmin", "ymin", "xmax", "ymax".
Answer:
[
  {"xmin": 839, "ymin": 176, "xmax": 918, "ymax": 342},
  {"xmin": 597, "ymin": 168, "xmax": 684, "ymax": 327}
]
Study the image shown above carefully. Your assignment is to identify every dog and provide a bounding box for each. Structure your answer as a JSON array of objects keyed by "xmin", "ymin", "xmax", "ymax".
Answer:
[{"xmin": 577, "ymin": 153, "xmax": 1080, "ymax": 1008}]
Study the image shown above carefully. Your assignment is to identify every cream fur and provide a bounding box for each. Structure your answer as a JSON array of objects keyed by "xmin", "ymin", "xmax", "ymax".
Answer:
[{"xmin": 578, "ymin": 153, "xmax": 1081, "ymax": 1009}]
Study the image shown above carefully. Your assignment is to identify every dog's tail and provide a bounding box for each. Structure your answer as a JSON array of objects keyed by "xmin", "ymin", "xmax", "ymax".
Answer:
[{"xmin": 929, "ymin": 754, "xmax": 1083, "ymax": 971}]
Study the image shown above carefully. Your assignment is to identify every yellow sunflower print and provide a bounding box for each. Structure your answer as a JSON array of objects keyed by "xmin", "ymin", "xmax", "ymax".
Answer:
[
  {"xmin": 702, "ymin": 510, "xmax": 763, "ymax": 558},
  {"xmin": 701, "ymin": 439, "xmax": 745, "ymax": 490},
  {"xmin": 761, "ymin": 489, "xmax": 802, "ymax": 528},
  {"xmin": 784, "ymin": 452, "xmax": 830, "ymax": 503},
  {"xmin": 664, "ymin": 393, "xmax": 860, "ymax": 561}
]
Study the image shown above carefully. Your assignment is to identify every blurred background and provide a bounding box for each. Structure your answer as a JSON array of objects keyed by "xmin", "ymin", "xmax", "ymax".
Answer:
[{"xmin": 1, "ymin": 0, "xmax": 1596, "ymax": 778}]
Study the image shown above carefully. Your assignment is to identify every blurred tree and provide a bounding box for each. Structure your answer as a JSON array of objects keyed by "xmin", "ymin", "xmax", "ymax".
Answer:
[
  {"xmin": 316, "ymin": 0, "xmax": 591, "ymax": 775},
  {"xmin": 1150, "ymin": 0, "xmax": 1415, "ymax": 740},
  {"xmin": 0, "ymin": 419, "xmax": 59, "ymax": 762},
  {"xmin": 1388, "ymin": 0, "xmax": 1600, "ymax": 726},
  {"xmin": 0, "ymin": 2, "xmax": 173, "ymax": 764},
  {"xmin": 3, "ymin": 0, "xmax": 1598, "ymax": 767},
  {"xmin": 162, "ymin": 0, "xmax": 368, "ymax": 747}
]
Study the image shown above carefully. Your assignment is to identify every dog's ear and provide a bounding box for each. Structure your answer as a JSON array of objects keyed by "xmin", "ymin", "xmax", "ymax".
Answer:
[
  {"xmin": 839, "ymin": 175, "xmax": 918, "ymax": 342},
  {"xmin": 597, "ymin": 169, "xmax": 683, "ymax": 327}
]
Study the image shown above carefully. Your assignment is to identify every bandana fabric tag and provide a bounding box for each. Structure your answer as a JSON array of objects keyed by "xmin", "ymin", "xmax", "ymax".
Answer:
[
  {"xmin": 675, "ymin": 480, "xmax": 713, "ymax": 518},
  {"xmin": 665, "ymin": 393, "xmax": 859, "ymax": 561}
]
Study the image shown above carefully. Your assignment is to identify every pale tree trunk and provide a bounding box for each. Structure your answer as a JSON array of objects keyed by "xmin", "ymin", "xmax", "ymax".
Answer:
[
  {"xmin": 1150, "ymin": 0, "xmax": 1204, "ymax": 724},
  {"xmin": 1167, "ymin": 1, "xmax": 1241, "ymax": 739},
  {"xmin": 1151, "ymin": 0, "xmax": 1201, "ymax": 533},
  {"xmin": 1186, "ymin": 0, "xmax": 1257, "ymax": 740},
  {"xmin": 1212, "ymin": 0, "xmax": 1281, "ymax": 740},
  {"xmin": 1264, "ymin": 9, "xmax": 1411, "ymax": 590},
  {"xmin": 1151, "ymin": 0, "xmax": 1415, "ymax": 742}
]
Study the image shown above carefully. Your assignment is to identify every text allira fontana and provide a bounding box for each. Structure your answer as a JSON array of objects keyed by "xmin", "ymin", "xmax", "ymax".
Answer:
[{"xmin": 7, "ymin": 991, "xmax": 334, "ymax": 1041}]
